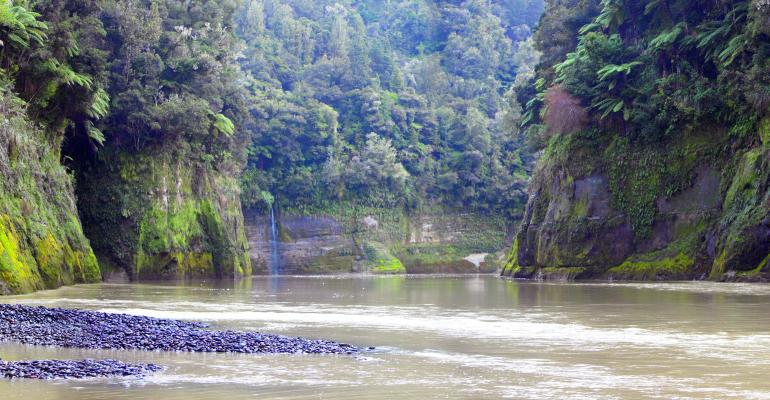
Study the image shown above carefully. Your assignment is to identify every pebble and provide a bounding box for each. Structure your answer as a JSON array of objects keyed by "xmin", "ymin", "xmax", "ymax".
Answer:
[
  {"xmin": 0, "ymin": 359, "xmax": 162, "ymax": 380},
  {"xmin": 0, "ymin": 304, "xmax": 361, "ymax": 355}
]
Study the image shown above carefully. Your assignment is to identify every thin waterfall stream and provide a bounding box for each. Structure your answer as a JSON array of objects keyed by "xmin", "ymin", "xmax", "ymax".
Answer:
[{"xmin": 269, "ymin": 205, "xmax": 281, "ymax": 275}]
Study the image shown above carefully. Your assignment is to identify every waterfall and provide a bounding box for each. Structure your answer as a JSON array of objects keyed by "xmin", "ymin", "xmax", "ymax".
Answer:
[{"xmin": 269, "ymin": 205, "xmax": 281, "ymax": 275}]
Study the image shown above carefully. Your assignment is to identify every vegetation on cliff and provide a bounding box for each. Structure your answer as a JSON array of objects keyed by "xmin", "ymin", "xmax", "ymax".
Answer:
[
  {"xmin": 66, "ymin": 0, "xmax": 253, "ymax": 279},
  {"xmin": 0, "ymin": 0, "xmax": 252, "ymax": 284},
  {"xmin": 236, "ymin": 0, "xmax": 543, "ymax": 219},
  {"xmin": 0, "ymin": 3, "xmax": 101, "ymax": 293},
  {"xmin": 507, "ymin": 0, "xmax": 770, "ymax": 280}
]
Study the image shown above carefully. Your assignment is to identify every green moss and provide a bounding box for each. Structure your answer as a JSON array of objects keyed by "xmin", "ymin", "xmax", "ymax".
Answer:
[
  {"xmin": 733, "ymin": 253, "xmax": 770, "ymax": 279},
  {"xmin": 0, "ymin": 215, "xmax": 41, "ymax": 293},
  {"xmin": 759, "ymin": 117, "xmax": 770, "ymax": 147},
  {"xmin": 83, "ymin": 148, "xmax": 251, "ymax": 280},
  {"xmin": 0, "ymin": 89, "xmax": 101, "ymax": 294},
  {"xmin": 363, "ymin": 241, "xmax": 406, "ymax": 274},
  {"xmin": 34, "ymin": 234, "xmax": 66, "ymax": 288},
  {"xmin": 724, "ymin": 148, "xmax": 761, "ymax": 209},
  {"xmin": 539, "ymin": 266, "xmax": 586, "ymax": 280},
  {"xmin": 608, "ymin": 253, "xmax": 694, "ymax": 280},
  {"xmin": 501, "ymin": 238, "xmax": 520, "ymax": 277},
  {"xmin": 372, "ymin": 257, "xmax": 406, "ymax": 274},
  {"xmin": 571, "ymin": 196, "xmax": 589, "ymax": 219}
]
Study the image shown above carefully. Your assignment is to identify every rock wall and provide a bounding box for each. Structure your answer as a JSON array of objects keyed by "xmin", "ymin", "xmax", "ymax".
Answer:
[
  {"xmin": 0, "ymin": 92, "xmax": 100, "ymax": 294},
  {"xmin": 246, "ymin": 206, "xmax": 509, "ymax": 274},
  {"xmin": 503, "ymin": 126, "xmax": 769, "ymax": 281},
  {"xmin": 77, "ymin": 144, "xmax": 251, "ymax": 280}
]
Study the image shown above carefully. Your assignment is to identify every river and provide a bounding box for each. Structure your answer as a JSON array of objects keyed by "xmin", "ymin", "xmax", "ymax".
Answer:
[{"xmin": 1, "ymin": 275, "xmax": 770, "ymax": 399}]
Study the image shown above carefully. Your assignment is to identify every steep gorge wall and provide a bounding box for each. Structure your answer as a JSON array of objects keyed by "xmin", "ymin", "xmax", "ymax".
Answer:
[
  {"xmin": 503, "ymin": 127, "xmax": 769, "ymax": 281},
  {"xmin": 246, "ymin": 206, "xmax": 510, "ymax": 275},
  {"xmin": 0, "ymin": 92, "xmax": 101, "ymax": 294},
  {"xmin": 77, "ymin": 145, "xmax": 251, "ymax": 281}
]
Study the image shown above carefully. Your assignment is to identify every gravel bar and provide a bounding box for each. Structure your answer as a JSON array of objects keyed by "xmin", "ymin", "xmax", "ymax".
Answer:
[
  {"xmin": 0, "ymin": 304, "xmax": 360, "ymax": 354},
  {"xmin": 0, "ymin": 359, "xmax": 162, "ymax": 379}
]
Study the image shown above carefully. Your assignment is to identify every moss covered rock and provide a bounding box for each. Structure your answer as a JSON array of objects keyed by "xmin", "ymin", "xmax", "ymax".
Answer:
[
  {"xmin": 505, "ymin": 126, "xmax": 769, "ymax": 281},
  {"xmin": 363, "ymin": 242, "xmax": 406, "ymax": 274},
  {"xmin": 77, "ymin": 144, "xmax": 250, "ymax": 280},
  {"xmin": 0, "ymin": 91, "xmax": 100, "ymax": 294}
]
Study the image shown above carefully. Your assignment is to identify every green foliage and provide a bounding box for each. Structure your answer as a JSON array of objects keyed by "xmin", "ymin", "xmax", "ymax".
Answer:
[
  {"xmin": 0, "ymin": 2, "xmax": 47, "ymax": 49},
  {"xmin": 87, "ymin": 89, "xmax": 110, "ymax": 120},
  {"xmin": 236, "ymin": 0, "xmax": 539, "ymax": 217},
  {"xmin": 213, "ymin": 113, "xmax": 235, "ymax": 137},
  {"xmin": 518, "ymin": 0, "xmax": 770, "ymax": 237},
  {"xmin": 0, "ymin": 84, "xmax": 101, "ymax": 294}
]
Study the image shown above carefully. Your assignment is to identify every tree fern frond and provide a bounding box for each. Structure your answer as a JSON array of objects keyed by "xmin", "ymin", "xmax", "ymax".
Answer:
[
  {"xmin": 649, "ymin": 22, "xmax": 685, "ymax": 53},
  {"xmin": 212, "ymin": 113, "xmax": 235, "ymax": 137},
  {"xmin": 87, "ymin": 88, "xmax": 110, "ymax": 120},
  {"xmin": 42, "ymin": 58, "xmax": 93, "ymax": 88},
  {"xmin": 85, "ymin": 121, "xmax": 106, "ymax": 146}
]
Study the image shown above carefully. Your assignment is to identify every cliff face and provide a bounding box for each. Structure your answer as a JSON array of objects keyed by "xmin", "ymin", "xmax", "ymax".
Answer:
[
  {"xmin": 503, "ymin": 127, "xmax": 769, "ymax": 281},
  {"xmin": 77, "ymin": 144, "xmax": 251, "ymax": 280},
  {"xmin": 246, "ymin": 206, "xmax": 509, "ymax": 275},
  {"xmin": 0, "ymin": 91, "xmax": 101, "ymax": 294}
]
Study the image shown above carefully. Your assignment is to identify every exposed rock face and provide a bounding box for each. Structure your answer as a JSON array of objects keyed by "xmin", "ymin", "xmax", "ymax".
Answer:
[
  {"xmin": 246, "ymin": 207, "xmax": 509, "ymax": 274},
  {"xmin": 503, "ymin": 128, "xmax": 769, "ymax": 281},
  {"xmin": 0, "ymin": 92, "xmax": 100, "ymax": 294},
  {"xmin": 77, "ymin": 146, "xmax": 251, "ymax": 280},
  {"xmin": 246, "ymin": 213, "xmax": 356, "ymax": 274}
]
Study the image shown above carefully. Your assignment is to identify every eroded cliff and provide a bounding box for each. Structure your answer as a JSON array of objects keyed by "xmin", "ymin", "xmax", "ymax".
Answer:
[
  {"xmin": 503, "ymin": 128, "xmax": 769, "ymax": 281},
  {"xmin": 246, "ymin": 205, "xmax": 509, "ymax": 275},
  {"xmin": 77, "ymin": 146, "xmax": 251, "ymax": 280},
  {"xmin": 0, "ymin": 89, "xmax": 101, "ymax": 294}
]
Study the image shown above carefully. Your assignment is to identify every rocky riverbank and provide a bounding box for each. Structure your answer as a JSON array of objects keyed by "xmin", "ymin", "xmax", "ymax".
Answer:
[
  {"xmin": 0, "ymin": 304, "xmax": 359, "ymax": 355},
  {"xmin": 0, "ymin": 359, "xmax": 162, "ymax": 380}
]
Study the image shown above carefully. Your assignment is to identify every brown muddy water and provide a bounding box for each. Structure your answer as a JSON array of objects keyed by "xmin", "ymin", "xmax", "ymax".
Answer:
[{"xmin": 1, "ymin": 275, "xmax": 770, "ymax": 399}]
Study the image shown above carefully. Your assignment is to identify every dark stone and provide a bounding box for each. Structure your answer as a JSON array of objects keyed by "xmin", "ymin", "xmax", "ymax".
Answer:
[
  {"xmin": 0, "ymin": 359, "xmax": 161, "ymax": 380},
  {"xmin": 0, "ymin": 304, "xmax": 362, "ymax": 355}
]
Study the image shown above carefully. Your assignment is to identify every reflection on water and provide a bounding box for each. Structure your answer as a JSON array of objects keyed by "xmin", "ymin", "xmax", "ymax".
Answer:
[{"xmin": 2, "ymin": 275, "xmax": 770, "ymax": 399}]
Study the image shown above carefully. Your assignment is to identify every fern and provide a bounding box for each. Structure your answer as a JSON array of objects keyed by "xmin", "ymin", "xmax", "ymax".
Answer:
[
  {"xmin": 41, "ymin": 59, "xmax": 93, "ymax": 88},
  {"xmin": 212, "ymin": 113, "xmax": 235, "ymax": 137},
  {"xmin": 593, "ymin": 97, "xmax": 629, "ymax": 120},
  {"xmin": 87, "ymin": 88, "xmax": 110, "ymax": 120},
  {"xmin": 648, "ymin": 22, "xmax": 685, "ymax": 53},
  {"xmin": 718, "ymin": 33, "xmax": 748, "ymax": 67},
  {"xmin": 696, "ymin": 2, "xmax": 749, "ymax": 64},
  {"xmin": 643, "ymin": 0, "xmax": 665, "ymax": 15},
  {"xmin": 0, "ymin": 4, "xmax": 47, "ymax": 49},
  {"xmin": 85, "ymin": 121, "xmax": 106, "ymax": 146},
  {"xmin": 597, "ymin": 61, "xmax": 643, "ymax": 81},
  {"xmin": 591, "ymin": 0, "xmax": 626, "ymax": 33}
]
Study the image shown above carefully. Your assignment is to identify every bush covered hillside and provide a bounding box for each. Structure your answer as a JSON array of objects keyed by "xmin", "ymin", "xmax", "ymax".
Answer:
[
  {"xmin": 505, "ymin": 0, "xmax": 770, "ymax": 281},
  {"xmin": 236, "ymin": 0, "xmax": 543, "ymax": 218}
]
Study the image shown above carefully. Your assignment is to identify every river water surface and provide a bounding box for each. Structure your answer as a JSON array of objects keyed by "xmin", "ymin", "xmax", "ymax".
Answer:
[{"xmin": 1, "ymin": 275, "xmax": 770, "ymax": 399}]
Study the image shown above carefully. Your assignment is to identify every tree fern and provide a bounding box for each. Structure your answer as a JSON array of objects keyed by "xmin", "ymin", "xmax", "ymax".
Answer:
[
  {"xmin": 580, "ymin": 0, "xmax": 626, "ymax": 34},
  {"xmin": 648, "ymin": 22, "xmax": 685, "ymax": 53},
  {"xmin": 212, "ymin": 113, "xmax": 235, "ymax": 137},
  {"xmin": 41, "ymin": 59, "xmax": 93, "ymax": 88},
  {"xmin": 718, "ymin": 33, "xmax": 748, "ymax": 67},
  {"xmin": 597, "ymin": 61, "xmax": 643, "ymax": 82},
  {"xmin": 593, "ymin": 97, "xmax": 630, "ymax": 120},
  {"xmin": 87, "ymin": 88, "xmax": 110, "ymax": 120},
  {"xmin": 0, "ymin": 3, "xmax": 47, "ymax": 50},
  {"xmin": 84, "ymin": 121, "xmax": 106, "ymax": 146}
]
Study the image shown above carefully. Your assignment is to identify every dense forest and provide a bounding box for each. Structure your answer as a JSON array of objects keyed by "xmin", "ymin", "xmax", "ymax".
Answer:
[
  {"xmin": 0, "ymin": 0, "xmax": 544, "ymax": 291},
  {"xmin": 1, "ymin": 0, "xmax": 767, "ymax": 293},
  {"xmin": 236, "ymin": 0, "xmax": 542, "ymax": 217},
  {"xmin": 505, "ymin": 0, "xmax": 770, "ymax": 280}
]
